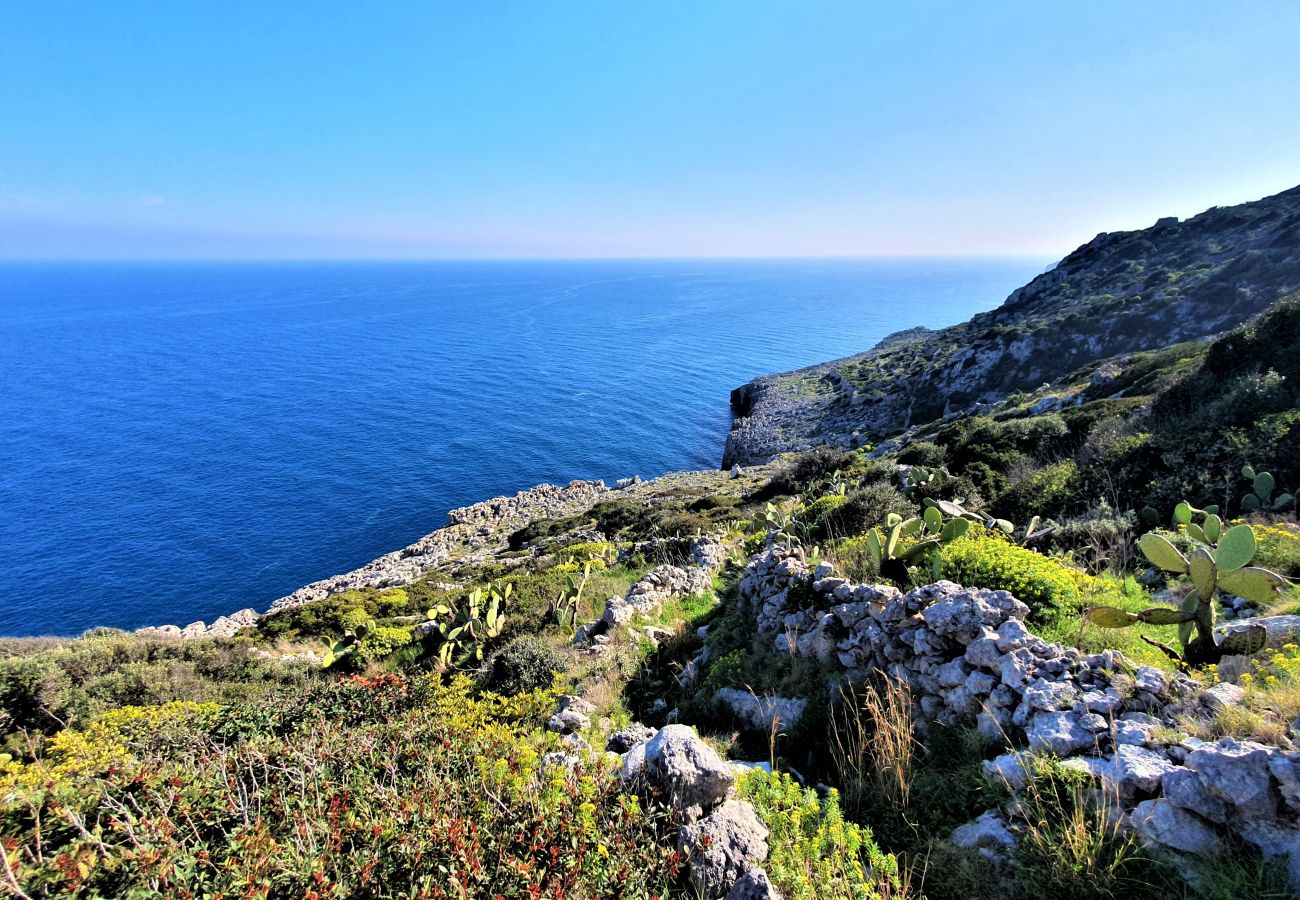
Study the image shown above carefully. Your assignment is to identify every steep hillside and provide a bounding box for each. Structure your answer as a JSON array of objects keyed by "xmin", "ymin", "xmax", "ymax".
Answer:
[{"xmin": 724, "ymin": 184, "xmax": 1300, "ymax": 466}]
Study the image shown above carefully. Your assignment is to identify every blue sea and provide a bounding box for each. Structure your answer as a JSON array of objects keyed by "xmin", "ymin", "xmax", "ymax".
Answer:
[{"xmin": 0, "ymin": 259, "xmax": 1044, "ymax": 636}]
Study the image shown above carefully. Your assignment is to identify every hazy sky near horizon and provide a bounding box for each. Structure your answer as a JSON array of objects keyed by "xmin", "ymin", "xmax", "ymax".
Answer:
[{"xmin": 2, "ymin": 1, "xmax": 1298, "ymax": 260}]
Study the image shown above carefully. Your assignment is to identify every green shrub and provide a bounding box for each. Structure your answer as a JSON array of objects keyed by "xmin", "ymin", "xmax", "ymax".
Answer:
[
  {"xmin": 895, "ymin": 441, "xmax": 947, "ymax": 467},
  {"xmin": 1, "ymin": 676, "xmax": 678, "ymax": 898},
  {"xmin": 257, "ymin": 588, "xmax": 420, "ymax": 642},
  {"xmin": 799, "ymin": 492, "xmax": 848, "ymax": 536},
  {"xmin": 938, "ymin": 526, "xmax": 1113, "ymax": 621},
  {"xmin": 822, "ymin": 483, "xmax": 917, "ymax": 538},
  {"xmin": 997, "ymin": 460, "xmax": 1080, "ymax": 522},
  {"xmin": 0, "ymin": 634, "xmax": 309, "ymax": 749},
  {"xmin": 779, "ymin": 447, "xmax": 856, "ymax": 492},
  {"xmin": 738, "ymin": 769, "xmax": 902, "ymax": 899},
  {"xmin": 1252, "ymin": 522, "xmax": 1300, "ymax": 578},
  {"xmin": 833, "ymin": 533, "xmax": 881, "ymax": 582},
  {"xmin": 489, "ymin": 634, "xmax": 567, "ymax": 695},
  {"xmin": 701, "ymin": 648, "xmax": 748, "ymax": 693},
  {"xmin": 358, "ymin": 624, "xmax": 414, "ymax": 659}
]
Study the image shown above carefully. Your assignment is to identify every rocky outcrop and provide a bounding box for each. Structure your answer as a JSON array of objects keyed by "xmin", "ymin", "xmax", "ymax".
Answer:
[
  {"xmin": 268, "ymin": 480, "xmax": 608, "ymax": 613},
  {"xmin": 616, "ymin": 723, "xmax": 777, "ymax": 896},
  {"xmin": 724, "ymin": 183, "xmax": 1300, "ymax": 465},
  {"xmin": 136, "ymin": 608, "xmax": 259, "ymax": 640},
  {"xmin": 738, "ymin": 544, "xmax": 1300, "ymax": 887},
  {"xmin": 715, "ymin": 688, "xmax": 806, "ymax": 733},
  {"xmin": 678, "ymin": 800, "xmax": 770, "ymax": 897}
]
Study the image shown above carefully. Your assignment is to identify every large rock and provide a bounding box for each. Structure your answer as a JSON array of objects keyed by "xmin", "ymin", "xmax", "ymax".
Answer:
[
  {"xmin": 950, "ymin": 810, "xmax": 1017, "ymax": 857},
  {"xmin": 727, "ymin": 867, "xmax": 782, "ymax": 900},
  {"xmin": 1026, "ymin": 711, "xmax": 1101, "ymax": 756},
  {"xmin": 715, "ymin": 688, "xmax": 806, "ymax": 732},
  {"xmin": 547, "ymin": 707, "xmax": 590, "ymax": 735},
  {"xmin": 1078, "ymin": 746, "xmax": 1177, "ymax": 800},
  {"xmin": 1185, "ymin": 738, "xmax": 1277, "ymax": 820},
  {"xmin": 607, "ymin": 724, "xmax": 657, "ymax": 754},
  {"xmin": 679, "ymin": 800, "xmax": 770, "ymax": 897},
  {"xmin": 641, "ymin": 724, "xmax": 735, "ymax": 816},
  {"xmin": 1129, "ymin": 799, "xmax": 1222, "ymax": 855}
]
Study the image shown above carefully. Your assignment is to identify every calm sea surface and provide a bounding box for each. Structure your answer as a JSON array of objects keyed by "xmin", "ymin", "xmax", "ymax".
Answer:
[{"xmin": 0, "ymin": 259, "xmax": 1044, "ymax": 635}]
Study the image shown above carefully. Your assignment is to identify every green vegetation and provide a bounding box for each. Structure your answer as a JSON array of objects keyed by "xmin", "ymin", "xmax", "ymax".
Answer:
[
  {"xmin": 739, "ymin": 769, "xmax": 903, "ymax": 899},
  {"xmin": 1, "ymin": 676, "xmax": 681, "ymax": 897},
  {"xmin": 1087, "ymin": 518, "xmax": 1284, "ymax": 665},
  {"xmin": 938, "ymin": 525, "xmax": 1120, "ymax": 622}
]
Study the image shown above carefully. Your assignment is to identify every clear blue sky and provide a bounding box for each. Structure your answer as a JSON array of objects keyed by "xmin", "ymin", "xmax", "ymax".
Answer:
[{"xmin": 2, "ymin": 1, "xmax": 1297, "ymax": 259}]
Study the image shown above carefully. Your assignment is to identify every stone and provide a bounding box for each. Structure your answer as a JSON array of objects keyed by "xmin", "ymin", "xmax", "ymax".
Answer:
[
  {"xmin": 977, "ymin": 710, "xmax": 1009, "ymax": 743},
  {"xmin": 556, "ymin": 695, "xmax": 596, "ymax": 716},
  {"xmin": 999, "ymin": 649, "xmax": 1034, "ymax": 691},
  {"xmin": 813, "ymin": 561, "xmax": 835, "ymax": 579},
  {"xmin": 1269, "ymin": 753, "xmax": 1300, "ymax": 812},
  {"xmin": 1186, "ymin": 738, "xmax": 1277, "ymax": 819},
  {"xmin": 983, "ymin": 752, "xmax": 1031, "ymax": 791},
  {"xmin": 642, "ymin": 724, "xmax": 735, "ymax": 816},
  {"xmin": 678, "ymin": 800, "xmax": 770, "ymax": 897},
  {"xmin": 1202, "ymin": 681, "xmax": 1246, "ymax": 714},
  {"xmin": 1162, "ymin": 767, "xmax": 1230, "ymax": 824},
  {"xmin": 1129, "ymin": 799, "xmax": 1222, "ymax": 855},
  {"xmin": 726, "ymin": 867, "xmax": 781, "ymax": 900},
  {"xmin": 1026, "ymin": 711, "xmax": 1100, "ymax": 756},
  {"xmin": 620, "ymin": 742, "xmax": 648, "ymax": 781},
  {"xmin": 965, "ymin": 630, "xmax": 1003, "ymax": 670},
  {"xmin": 715, "ymin": 689, "xmax": 806, "ymax": 733},
  {"xmin": 1090, "ymin": 746, "xmax": 1178, "ymax": 800},
  {"xmin": 965, "ymin": 670, "xmax": 997, "ymax": 696},
  {"xmin": 1023, "ymin": 678, "xmax": 1078, "ymax": 712},
  {"xmin": 995, "ymin": 618, "xmax": 1032, "ymax": 652},
  {"xmin": 607, "ymin": 725, "xmax": 657, "ymax": 754},
  {"xmin": 547, "ymin": 708, "xmax": 590, "ymax": 735},
  {"xmin": 813, "ymin": 577, "xmax": 849, "ymax": 595},
  {"xmin": 1113, "ymin": 719, "xmax": 1156, "ymax": 747},
  {"xmin": 937, "ymin": 658, "xmax": 971, "ymax": 688},
  {"xmin": 1134, "ymin": 667, "xmax": 1168, "ymax": 697},
  {"xmin": 950, "ymin": 810, "xmax": 1017, "ymax": 852},
  {"xmin": 1080, "ymin": 689, "xmax": 1122, "ymax": 715}
]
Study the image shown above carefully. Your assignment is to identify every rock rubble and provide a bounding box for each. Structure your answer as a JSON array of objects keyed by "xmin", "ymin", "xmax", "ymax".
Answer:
[{"xmin": 738, "ymin": 543, "xmax": 1300, "ymax": 888}]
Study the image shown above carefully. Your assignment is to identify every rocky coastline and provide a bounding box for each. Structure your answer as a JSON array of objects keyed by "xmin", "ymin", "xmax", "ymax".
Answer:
[
  {"xmin": 723, "ymin": 184, "xmax": 1300, "ymax": 467},
  {"xmin": 138, "ymin": 478, "xmax": 610, "ymax": 638}
]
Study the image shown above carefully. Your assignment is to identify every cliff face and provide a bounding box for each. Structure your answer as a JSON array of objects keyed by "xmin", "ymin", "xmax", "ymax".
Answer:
[{"xmin": 723, "ymin": 184, "xmax": 1300, "ymax": 467}]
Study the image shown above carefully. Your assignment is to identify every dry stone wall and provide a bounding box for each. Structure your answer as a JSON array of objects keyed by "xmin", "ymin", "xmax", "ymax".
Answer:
[{"xmin": 738, "ymin": 544, "xmax": 1300, "ymax": 888}]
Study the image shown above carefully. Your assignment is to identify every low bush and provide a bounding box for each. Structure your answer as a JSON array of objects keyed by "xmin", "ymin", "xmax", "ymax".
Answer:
[
  {"xmin": 938, "ymin": 526, "xmax": 1118, "ymax": 622},
  {"xmin": 996, "ymin": 460, "xmax": 1080, "ymax": 522},
  {"xmin": 1252, "ymin": 521, "xmax": 1300, "ymax": 577},
  {"xmin": 489, "ymin": 633, "xmax": 568, "ymax": 695},
  {"xmin": 895, "ymin": 441, "xmax": 947, "ymax": 467},
  {"xmin": 358, "ymin": 624, "xmax": 415, "ymax": 659},
  {"xmin": 799, "ymin": 492, "xmax": 848, "ymax": 535},
  {"xmin": 771, "ymin": 446, "xmax": 856, "ymax": 495},
  {"xmin": 1, "ymin": 676, "xmax": 680, "ymax": 898},
  {"xmin": 0, "ymin": 633, "xmax": 309, "ymax": 750},
  {"xmin": 822, "ymin": 483, "xmax": 917, "ymax": 539},
  {"xmin": 256, "ymin": 587, "xmax": 419, "ymax": 642},
  {"xmin": 739, "ymin": 769, "xmax": 902, "ymax": 899}
]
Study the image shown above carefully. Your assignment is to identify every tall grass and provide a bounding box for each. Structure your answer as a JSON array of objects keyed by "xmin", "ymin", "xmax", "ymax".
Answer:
[{"xmin": 830, "ymin": 676, "xmax": 916, "ymax": 814}]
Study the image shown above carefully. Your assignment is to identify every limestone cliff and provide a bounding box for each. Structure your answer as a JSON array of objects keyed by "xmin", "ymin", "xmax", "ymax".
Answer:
[{"xmin": 723, "ymin": 184, "xmax": 1300, "ymax": 467}]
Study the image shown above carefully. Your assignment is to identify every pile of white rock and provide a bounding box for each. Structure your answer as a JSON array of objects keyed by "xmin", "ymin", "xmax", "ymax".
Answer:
[
  {"xmin": 575, "ymin": 534, "xmax": 728, "ymax": 653},
  {"xmin": 737, "ymin": 543, "xmax": 1300, "ymax": 888},
  {"xmin": 616, "ymin": 724, "xmax": 780, "ymax": 899}
]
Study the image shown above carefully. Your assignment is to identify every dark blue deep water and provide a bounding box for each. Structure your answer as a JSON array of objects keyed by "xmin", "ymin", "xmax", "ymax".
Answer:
[{"xmin": 0, "ymin": 259, "xmax": 1044, "ymax": 635}]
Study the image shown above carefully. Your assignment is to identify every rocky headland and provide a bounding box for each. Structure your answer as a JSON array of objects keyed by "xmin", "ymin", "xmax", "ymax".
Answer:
[{"xmin": 724, "ymin": 183, "xmax": 1300, "ymax": 467}]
